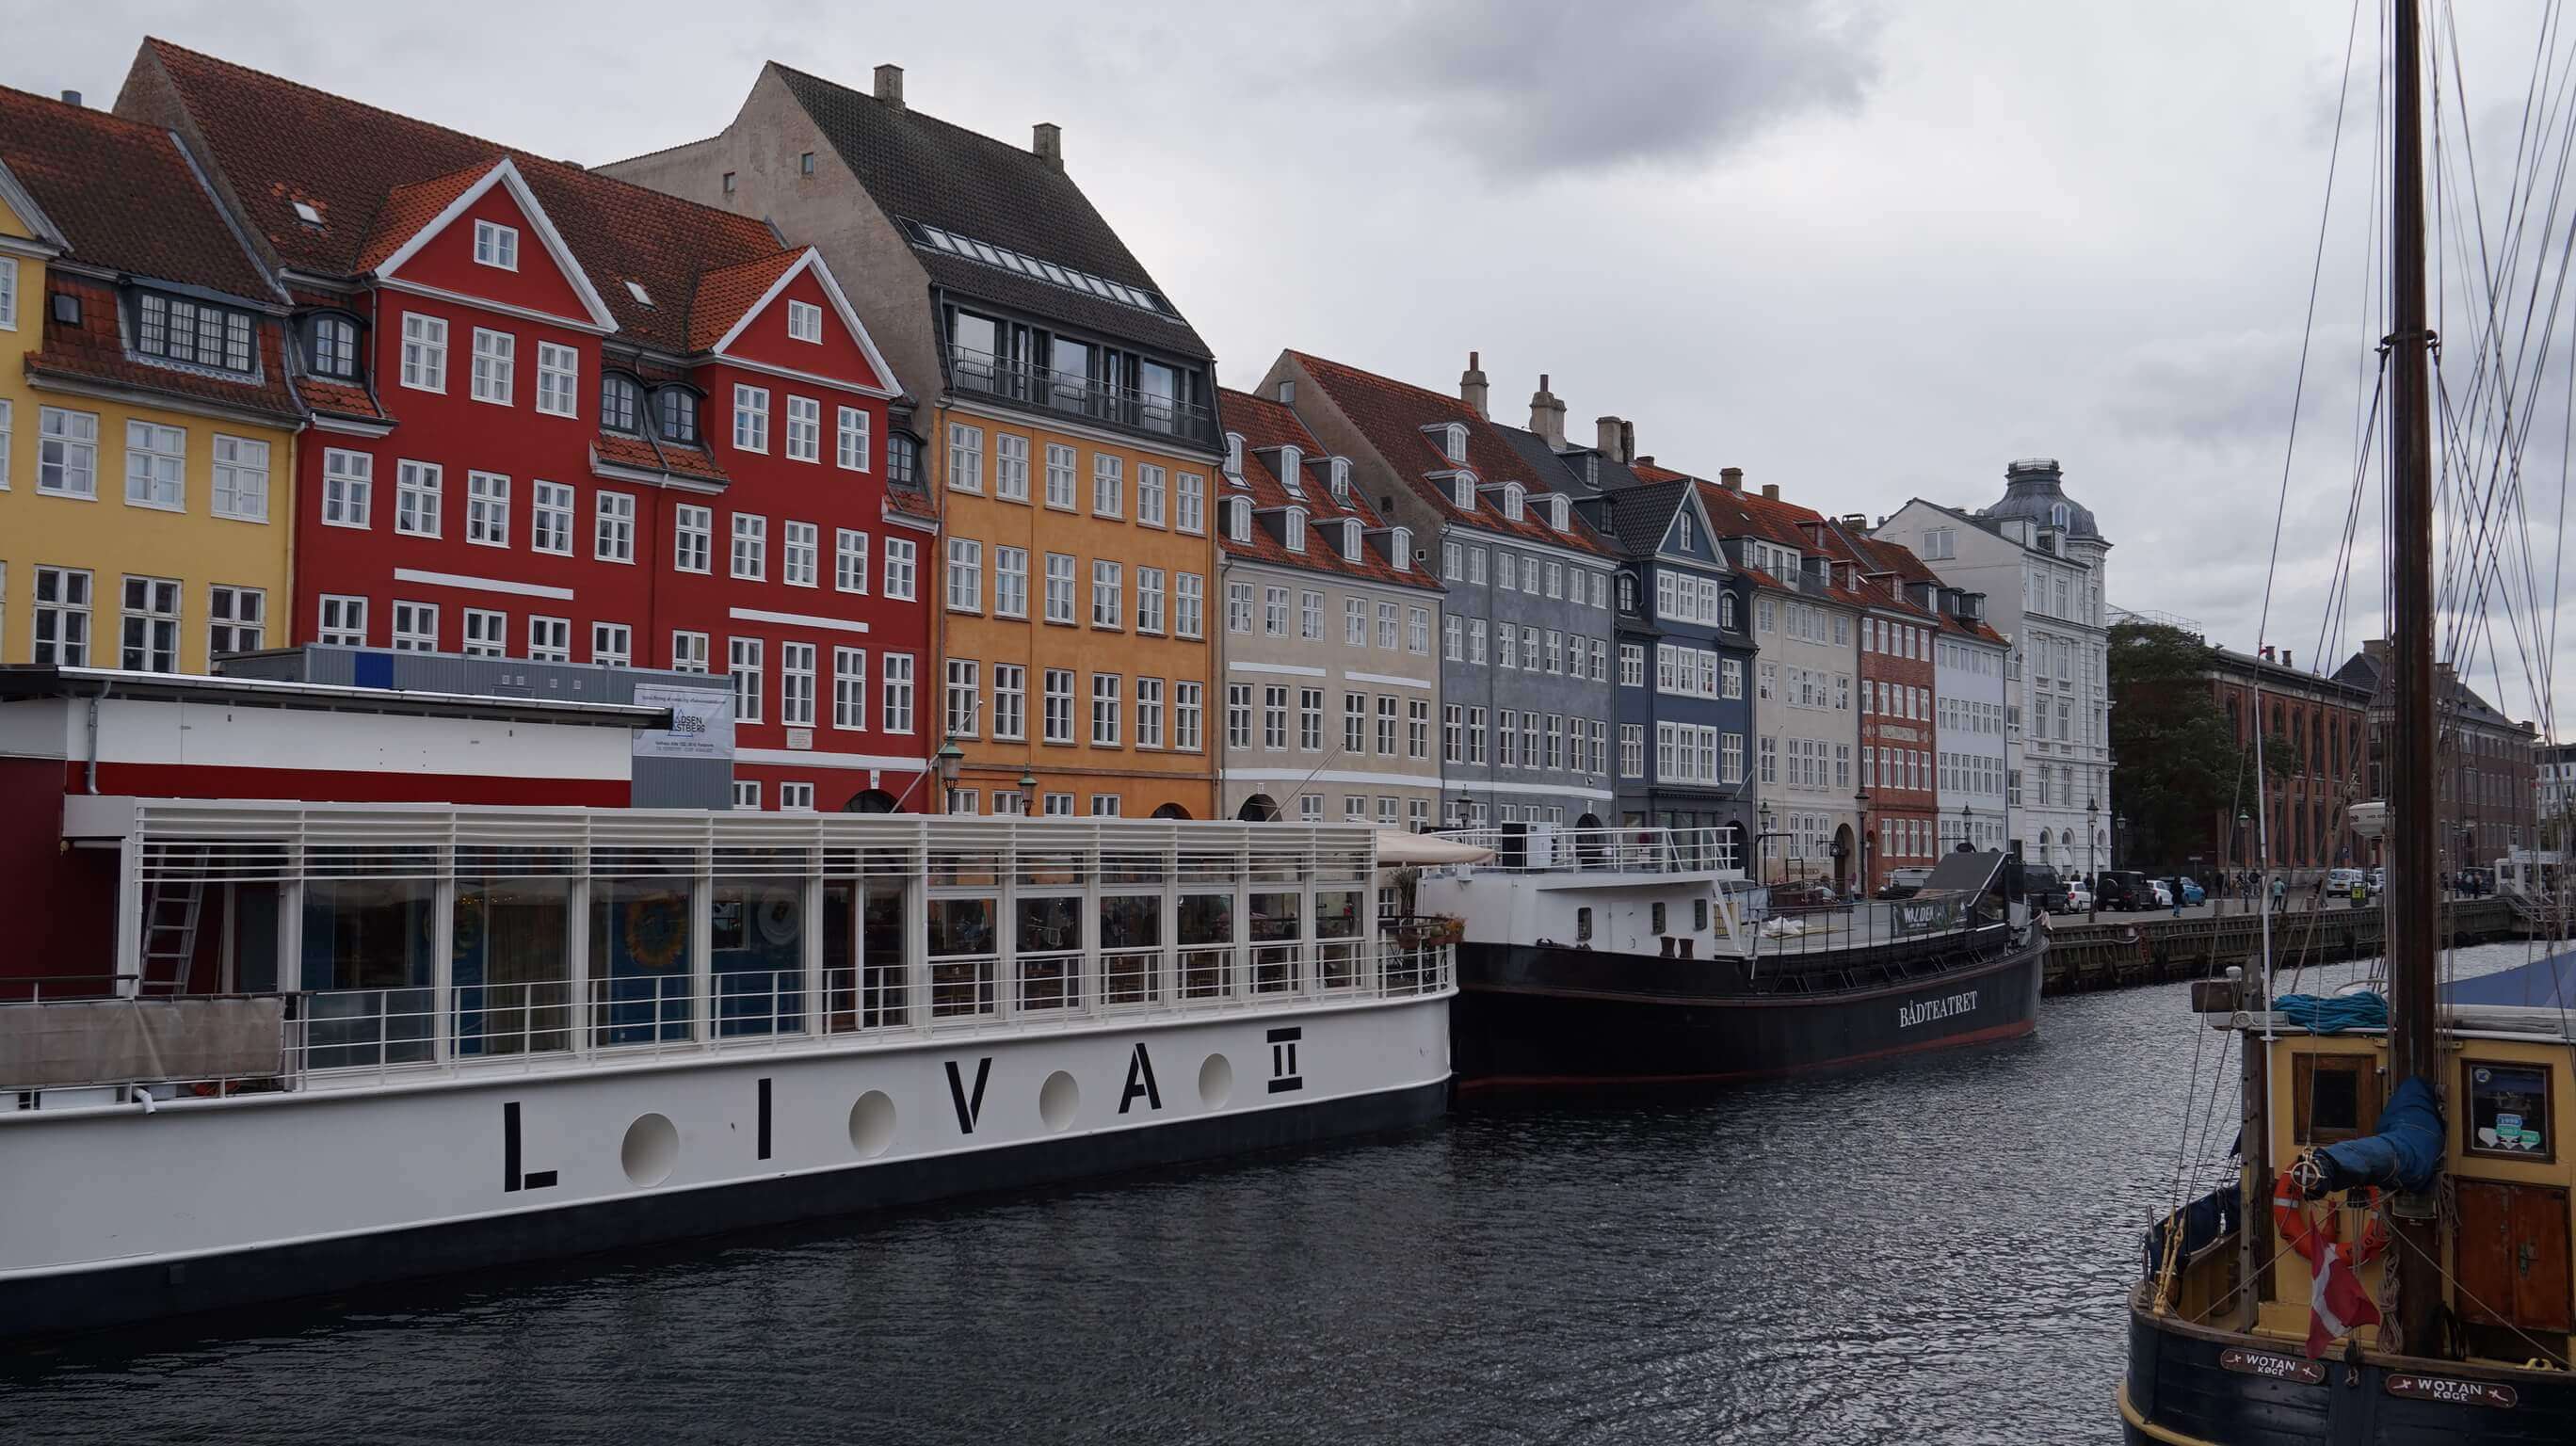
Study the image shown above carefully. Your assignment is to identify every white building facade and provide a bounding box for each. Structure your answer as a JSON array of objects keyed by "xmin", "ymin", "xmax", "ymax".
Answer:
[{"xmin": 1933, "ymin": 609, "xmax": 2011, "ymax": 853}]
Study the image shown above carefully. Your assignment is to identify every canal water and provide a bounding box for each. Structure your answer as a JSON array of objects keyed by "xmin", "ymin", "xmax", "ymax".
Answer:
[{"xmin": 3, "ymin": 944, "xmax": 2548, "ymax": 1445}]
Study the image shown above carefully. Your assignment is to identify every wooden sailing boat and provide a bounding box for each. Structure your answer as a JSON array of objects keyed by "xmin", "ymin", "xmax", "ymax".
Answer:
[{"xmin": 2118, "ymin": 2, "xmax": 2576, "ymax": 1439}]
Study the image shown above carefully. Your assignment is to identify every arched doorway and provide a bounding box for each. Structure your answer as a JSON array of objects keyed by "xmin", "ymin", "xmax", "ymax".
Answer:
[
  {"xmin": 1831, "ymin": 824, "xmax": 1855, "ymax": 892},
  {"xmin": 1573, "ymin": 811, "xmax": 1606, "ymax": 865},
  {"xmin": 843, "ymin": 789, "xmax": 898, "ymax": 813},
  {"xmin": 1151, "ymin": 803, "xmax": 1190, "ymax": 820},
  {"xmin": 1236, "ymin": 795, "xmax": 1280, "ymax": 822},
  {"xmin": 1723, "ymin": 821, "xmax": 1749, "ymax": 875}
]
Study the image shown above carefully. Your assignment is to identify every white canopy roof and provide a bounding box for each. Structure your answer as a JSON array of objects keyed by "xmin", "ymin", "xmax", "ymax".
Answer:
[{"xmin": 1375, "ymin": 828, "xmax": 1495, "ymax": 866}]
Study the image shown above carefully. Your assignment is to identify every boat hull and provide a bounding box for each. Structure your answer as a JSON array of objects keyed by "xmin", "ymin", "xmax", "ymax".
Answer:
[
  {"xmin": 2122, "ymin": 1285, "xmax": 2576, "ymax": 1444},
  {"xmin": 1450, "ymin": 934, "xmax": 2043, "ymax": 1087},
  {"xmin": 0, "ymin": 997, "xmax": 1450, "ymax": 1338}
]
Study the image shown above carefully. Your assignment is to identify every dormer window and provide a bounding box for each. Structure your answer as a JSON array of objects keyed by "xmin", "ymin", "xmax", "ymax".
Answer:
[
  {"xmin": 1224, "ymin": 431, "xmax": 1245, "ymax": 479},
  {"xmin": 1341, "ymin": 519, "xmax": 1361, "ymax": 561},
  {"xmin": 2051, "ymin": 502, "xmax": 2070, "ymax": 530},
  {"xmin": 1284, "ymin": 506, "xmax": 1308, "ymax": 554},
  {"xmin": 1618, "ymin": 573, "xmax": 1637, "ymax": 612},
  {"xmin": 1503, "ymin": 483, "xmax": 1524, "ymax": 522},
  {"xmin": 1329, "ymin": 457, "xmax": 1351, "ymax": 501},
  {"xmin": 1443, "ymin": 422, "xmax": 1466, "ymax": 462},
  {"xmin": 1279, "ymin": 445, "xmax": 1303, "ymax": 496},
  {"xmin": 135, "ymin": 292, "xmax": 254, "ymax": 374},
  {"xmin": 655, "ymin": 386, "xmax": 700, "ymax": 444},
  {"xmin": 307, "ymin": 314, "xmax": 359, "ymax": 379},
  {"xmin": 601, "ymin": 374, "xmax": 644, "ymax": 434},
  {"xmin": 1228, "ymin": 496, "xmax": 1253, "ymax": 542},
  {"xmin": 1391, "ymin": 526, "xmax": 1412, "ymax": 571},
  {"xmin": 1548, "ymin": 495, "xmax": 1570, "ymax": 531},
  {"xmin": 474, "ymin": 219, "xmax": 519, "ymax": 271},
  {"xmin": 1453, "ymin": 474, "xmax": 1478, "ymax": 510}
]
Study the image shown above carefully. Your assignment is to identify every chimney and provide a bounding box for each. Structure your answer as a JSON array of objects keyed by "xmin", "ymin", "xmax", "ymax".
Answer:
[
  {"xmin": 1594, "ymin": 415, "xmax": 1625, "ymax": 462},
  {"xmin": 2262, "ymin": 646, "xmax": 2275, "ymax": 661},
  {"xmin": 58, "ymin": 89, "xmax": 81, "ymax": 107},
  {"xmin": 874, "ymin": 64, "xmax": 905, "ymax": 108},
  {"xmin": 1720, "ymin": 466, "xmax": 1745, "ymax": 492},
  {"xmin": 2284, "ymin": 650, "xmax": 2294, "ymax": 670},
  {"xmin": 1762, "ymin": 483, "xmax": 1779, "ymax": 501},
  {"xmin": 1620, "ymin": 420, "xmax": 1635, "ymax": 464},
  {"xmin": 1842, "ymin": 513, "xmax": 1867, "ymax": 530},
  {"xmin": 1033, "ymin": 122, "xmax": 1062, "ymax": 169},
  {"xmin": 1634, "ymin": 454, "xmax": 1654, "ymax": 468},
  {"xmin": 1459, "ymin": 351, "xmax": 1489, "ymax": 419},
  {"xmin": 1527, "ymin": 374, "xmax": 1565, "ymax": 444}
]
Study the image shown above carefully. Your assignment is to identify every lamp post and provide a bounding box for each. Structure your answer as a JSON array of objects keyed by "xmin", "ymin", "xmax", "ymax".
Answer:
[
  {"xmin": 1957, "ymin": 802, "xmax": 1976, "ymax": 852},
  {"xmin": 2113, "ymin": 811, "xmax": 2126, "ymax": 871},
  {"xmin": 934, "ymin": 739, "xmax": 965, "ymax": 814},
  {"xmin": 2086, "ymin": 797, "xmax": 2101, "ymax": 921},
  {"xmin": 1019, "ymin": 770, "xmax": 1038, "ymax": 817},
  {"xmin": 1854, "ymin": 789, "xmax": 1873, "ymax": 897},
  {"xmin": 2235, "ymin": 810, "xmax": 2252, "ymax": 916}
]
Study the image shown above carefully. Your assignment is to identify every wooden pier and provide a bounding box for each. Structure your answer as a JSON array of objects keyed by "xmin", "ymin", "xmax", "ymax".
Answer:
[{"xmin": 2038, "ymin": 898, "xmax": 2524, "ymax": 995}]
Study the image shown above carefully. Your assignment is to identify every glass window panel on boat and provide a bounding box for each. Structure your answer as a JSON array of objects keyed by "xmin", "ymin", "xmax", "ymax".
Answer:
[
  {"xmin": 927, "ymin": 896, "xmax": 998, "ymax": 1018},
  {"xmin": 589, "ymin": 857, "xmax": 695, "ymax": 1047},
  {"xmin": 300, "ymin": 851, "xmax": 437, "ymax": 1069},
  {"xmin": 2466, "ymin": 1060, "xmax": 2553, "ymax": 1160},
  {"xmin": 824, "ymin": 881, "xmax": 908, "ymax": 1034},
  {"xmin": 1017, "ymin": 893, "xmax": 1082, "ymax": 1012},
  {"xmin": 1179, "ymin": 892, "xmax": 1234, "ymax": 999},
  {"xmin": 1315, "ymin": 889, "xmax": 1361, "ymax": 988},
  {"xmin": 452, "ymin": 855, "xmax": 573, "ymax": 1057},
  {"xmin": 1099, "ymin": 892, "xmax": 1161, "ymax": 1004},
  {"xmin": 712, "ymin": 875, "xmax": 805, "ymax": 1037},
  {"xmin": 1249, "ymin": 891, "xmax": 1301, "ymax": 994}
]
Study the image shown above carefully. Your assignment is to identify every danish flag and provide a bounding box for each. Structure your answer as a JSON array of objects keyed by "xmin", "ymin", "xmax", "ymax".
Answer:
[{"xmin": 2273, "ymin": 1166, "xmax": 2388, "ymax": 1358}]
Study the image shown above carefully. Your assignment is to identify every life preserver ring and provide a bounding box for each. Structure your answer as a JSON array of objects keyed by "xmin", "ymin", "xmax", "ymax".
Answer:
[{"xmin": 2271, "ymin": 1163, "xmax": 2389, "ymax": 1264}]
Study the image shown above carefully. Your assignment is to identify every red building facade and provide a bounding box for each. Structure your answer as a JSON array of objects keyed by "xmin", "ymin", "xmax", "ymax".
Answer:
[
  {"xmin": 119, "ymin": 41, "xmax": 933, "ymax": 812},
  {"xmin": 1823, "ymin": 524, "xmax": 1941, "ymax": 892}
]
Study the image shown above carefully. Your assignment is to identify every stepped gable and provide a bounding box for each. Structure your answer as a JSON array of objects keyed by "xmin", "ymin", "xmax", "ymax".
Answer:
[
  {"xmin": 1216, "ymin": 387, "xmax": 1431, "ymax": 589},
  {"xmin": 1286, "ymin": 350, "xmax": 1614, "ymax": 557}
]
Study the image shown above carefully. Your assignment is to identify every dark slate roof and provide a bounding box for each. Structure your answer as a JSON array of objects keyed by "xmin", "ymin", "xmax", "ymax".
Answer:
[
  {"xmin": 0, "ymin": 83, "xmax": 274, "ymax": 301},
  {"xmin": 1490, "ymin": 423, "xmax": 1647, "ymax": 501},
  {"xmin": 1595, "ymin": 478, "xmax": 1697, "ymax": 556},
  {"xmin": 2334, "ymin": 647, "xmax": 2533, "ymax": 731},
  {"xmin": 1982, "ymin": 458, "xmax": 2103, "ymax": 543},
  {"xmin": 768, "ymin": 62, "xmax": 1211, "ymax": 362}
]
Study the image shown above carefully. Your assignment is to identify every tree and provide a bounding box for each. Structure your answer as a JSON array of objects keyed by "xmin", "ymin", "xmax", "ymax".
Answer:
[{"xmin": 2108, "ymin": 621, "xmax": 2294, "ymax": 872}]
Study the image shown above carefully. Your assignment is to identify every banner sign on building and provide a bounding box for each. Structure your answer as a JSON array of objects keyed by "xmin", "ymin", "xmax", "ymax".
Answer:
[{"xmin": 632, "ymin": 683, "xmax": 735, "ymax": 761}]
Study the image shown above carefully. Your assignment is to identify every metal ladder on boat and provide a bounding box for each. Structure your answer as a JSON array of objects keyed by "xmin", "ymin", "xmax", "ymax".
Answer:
[{"xmin": 138, "ymin": 844, "xmax": 207, "ymax": 995}]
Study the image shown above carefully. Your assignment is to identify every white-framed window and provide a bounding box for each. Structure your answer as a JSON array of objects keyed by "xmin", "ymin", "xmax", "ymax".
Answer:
[
  {"xmin": 1137, "ymin": 568, "xmax": 1166, "ymax": 634},
  {"xmin": 1135, "ymin": 677, "xmax": 1165, "ymax": 748},
  {"xmin": 992, "ymin": 663, "xmax": 1027, "ymax": 741},
  {"xmin": 123, "ymin": 421, "xmax": 185, "ymax": 509},
  {"xmin": 392, "ymin": 601, "xmax": 439, "ymax": 652},
  {"xmin": 1089, "ymin": 795, "xmax": 1122, "ymax": 818},
  {"xmin": 992, "ymin": 546, "xmax": 1030, "ymax": 618},
  {"xmin": 210, "ymin": 434, "xmax": 269, "ymax": 521},
  {"xmin": 317, "ymin": 594, "xmax": 367, "ymax": 647},
  {"xmin": 462, "ymin": 607, "xmax": 507, "ymax": 658},
  {"xmin": 1091, "ymin": 560, "xmax": 1122, "ymax": 629},
  {"xmin": 115, "ymin": 575, "xmax": 180, "ymax": 670},
  {"xmin": 591, "ymin": 621, "xmax": 632, "ymax": 667},
  {"xmin": 729, "ymin": 636, "xmax": 765, "ymax": 723},
  {"xmin": 837, "ymin": 407, "xmax": 873, "ymax": 472},
  {"xmin": 733, "ymin": 779, "xmax": 761, "ymax": 810},
  {"xmin": 881, "ymin": 652, "xmax": 915, "ymax": 732},
  {"xmin": 1177, "ymin": 471, "xmax": 1205, "ymax": 534},
  {"xmin": 786, "ymin": 298, "xmax": 823, "ymax": 343},
  {"xmin": 782, "ymin": 521, "xmax": 818, "ymax": 586},
  {"xmin": 535, "ymin": 342, "xmax": 579, "ymax": 417},
  {"xmin": 1265, "ymin": 585, "xmax": 1289, "ymax": 636},
  {"xmin": 670, "ymin": 630, "xmax": 709, "ymax": 674},
  {"xmin": 595, "ymin": 490, "xmax": 636, "ymax": 562},
  {"xmin": 836, "ymin": 529, "xmax": 870, "ymax": 592},
  {"xmin": 532, "ymin": 480, "xmax": 574, "ymax": 554},
  {"xmin": 884, "ymin": 537, "xmax": 917, "ymax": 600},
  {"xmin": 473, "ymin": 218, "xmax": 519, "ymax": 270},
  {"xmin": 1137, "ymin": 463, "xmax": 1167, "ymax": 526},
  {"xmin": 466, "ymin": 471, "xmax": 510, "ymax": 546},
  {"xmin": 1227, "ymin": 684, "xmax": 1253, "ymax": 749},
  {"xmin": 785, "ymin": 395, "xmax": 821, "ymax": 462},
  {"xmin": 946, "ymin": 422, "xmax": 983, "ymax": 492},
  {"xmin": 1090, "ymin": 673, "xmax": 1121, "ymax": 746},
  {"xmin": 1174, "ymin": 681, "xmax": 1203, "ymax": 751},
  {"xmin": 943, "ymin": 657, "xmax": 980, "ymax": 737},
  {"xmin": 781, "ymin": 641, "xmax": 818, "ymax": 727},
  {"xmin": 1044, "ymin": 443, "xmax": 1077, "ymax": 508},
  {"xmin": 0, "ymin": 257, "xmax": 15, "ymax": 331},
  {"xmin": 1227, "ymin": 582, "xmax": 1253, "ymax": 635},
  {"xmin": 32, "ymin": 567, "xmax": 91, "ymax": 665},
  {"xmin": 780, "ymin": 781, "xmax": 816, "ymax": 812},
  {"xmin": 1092, "ymin": 453, "xmax": 1123, "ymax": 517},
  {"xmin": 674, "ymin": 504, "xmax": 713, "ymax": 572},
  {"xmin": 1045, "ymin": 553, "xmax": 1077, "ymax": 623},
  {"xmin": 395, "ymin": 459, "xmax": 443, "ymax": 537},
  {"xmin": 399, "ymin": 313, "xmax": 447, "ymax": 392},
  {"xmin": 1044, "ymin": 668, "xmax": 1077, "ymax": 744},
  {"xmin": 527, "ymin": 615, "xmax": 572, "ymax": 663},
  {"xmin": 947, "ymin": 538, "xmax": 983, "ymax": 612},
  {"xmin": 1408, "ymin": 605, "xmax": 1430, "ymax": 653},
  {"xmin": 0, "ymin": 398, "xmax": 10, "ymax": 491},
  {"xmin": 832, "ymin": 647, "xmax": 869, "ymax": 729},
  {"xmin": 1378, "ymin": 602, "xmax": 1400, "ymax": 650},
  {"xmin": 470, "ymin": 328, "xmax": 515, "ymax": 405},
  {"xmin": 732, "ymin": 513, "xmax": 767, "ymax": 580},
  {"xmin": 733, "ymin": 384, "xmax": 769, "ymax": 452},
  {"xmin": 1175, "ymin": 572, "xmax": 1204, "ymax": 638}
]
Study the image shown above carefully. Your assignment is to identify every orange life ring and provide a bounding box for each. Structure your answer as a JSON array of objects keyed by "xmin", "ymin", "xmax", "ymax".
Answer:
[{"xmin": 2271, "ymin": 1165, "xmax": 2389, "ymax": 1264}]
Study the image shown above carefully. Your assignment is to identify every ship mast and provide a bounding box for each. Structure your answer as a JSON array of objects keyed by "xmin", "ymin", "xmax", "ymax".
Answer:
[{"xmin": 2385, "ymin": 0, "xmax": 2445, "ymax": 1358}]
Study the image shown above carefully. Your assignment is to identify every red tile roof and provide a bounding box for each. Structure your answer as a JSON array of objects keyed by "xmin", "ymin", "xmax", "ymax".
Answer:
[
  {"xmin": 26, "ymin": 273, "xmax": 299, "ymax": 422},
  {"xmin": 353, "ymin": 161, "xmax": 491, "ymax": 271},
  {"xmin": 1285, "ymin": 350, "xmax": 1613, "ymax": 556},
  {"xmin": 127, "ymin": 39, "xmax": 797, "ymax": 357},
  {"xmin": 1215, "ymin": 387, "xmax": 1437, "ymax": 591},
  {"xmin": 591, "ymin": 431, "xmax": 730, "ymax": 488},
  {"xmin": 686, "ymin": 249, "xmax": 802, "ymax": 353},
  {"xmin": 297, "ymin": 376, "xmax": 387, "ymax": 424},
  {"xmin": 0, "ymin": 83, "xmax": 276, "ymax": 300}
]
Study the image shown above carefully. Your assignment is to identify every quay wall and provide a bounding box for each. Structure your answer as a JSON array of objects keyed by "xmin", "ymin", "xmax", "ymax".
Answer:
[{"xmin": 2038, "ymin": 899, "xmax": 2524, "ymax": 995}]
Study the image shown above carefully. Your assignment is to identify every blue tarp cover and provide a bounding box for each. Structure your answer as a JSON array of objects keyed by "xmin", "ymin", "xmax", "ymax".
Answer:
[
  {"xmin": 2441, "ymin": 948, "xmax": 2576, "ymax": 1008},
  {"xmin": 2275, "ymin": 992, "xmax": 2389, "ymax": 1033},
  {"xmin": 2312, "ymin": 1076, "xmax": 2443, "ymax": 1195}
]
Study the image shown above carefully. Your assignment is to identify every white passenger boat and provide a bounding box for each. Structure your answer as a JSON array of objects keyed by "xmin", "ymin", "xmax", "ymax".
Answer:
[{"xmin": 0, "ymin": 802, "xmax": 1452, "ymax": 1336}]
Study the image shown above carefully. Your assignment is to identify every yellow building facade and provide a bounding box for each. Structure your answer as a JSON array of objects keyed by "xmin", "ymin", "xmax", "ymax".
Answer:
[{"xmin": 0, "ymin": 91, "xmax": 301, "ymax": 674}]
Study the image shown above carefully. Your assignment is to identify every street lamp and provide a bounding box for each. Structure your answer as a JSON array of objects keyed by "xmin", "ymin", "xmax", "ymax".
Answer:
[
  {"xmin": 934, "ymin": 738, "xmax": 965, "ymax": 813},
  {"xmin": 1759, "ymin": 802, "xmax": 1776, "ymax": 884},
  {"xmin": 1957, "ymin": 802, "xmax": 1976, "ymax": 852},
  {"xmin": 2086, "ymin": 797, "xmax": 2101, "ymax": 921},
  {"xmin": 1854, "ymin": 789, "xmax": 1872, "ymax": 895},
  {"xmin": 1019, "ymin": 769, "xmax": 1038, "ymax": 817},
  {"xmin": 2235, "ymin": 810, "xmax": 2252, "ymax": 916},
  {"xmin": 2113, "ymin": 812, "xmax": 2126, "ymax": 871}
]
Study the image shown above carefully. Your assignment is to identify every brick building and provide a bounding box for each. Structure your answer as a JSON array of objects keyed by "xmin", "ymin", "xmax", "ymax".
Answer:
[{"xmin": 2336, "ymin": 640, "xmax": 2538, "ymax": 872}]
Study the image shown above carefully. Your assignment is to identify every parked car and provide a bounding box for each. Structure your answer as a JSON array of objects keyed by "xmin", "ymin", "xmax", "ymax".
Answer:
[
  {"xmin": 2062, "ymin": 878, "xmax": 2095, "ymax": 912},
  {"xmin": 2169, "ymin": 876, "xmax": 2207, "ymax": 907},
  {"xmin": 2094, "ymin": 869, "xmax": 2153, "ymax": 911},
  {"xmin": 2149, "ymin": 878, "xmax": 2175, "ymax": 908},
  {"xmin": 2366, "ymin": 868, "xmax": 2385, "ymax": 896},
  {"xmin": 2019, "ymin": 864, "xmax": 2067, "ymax": 912}
]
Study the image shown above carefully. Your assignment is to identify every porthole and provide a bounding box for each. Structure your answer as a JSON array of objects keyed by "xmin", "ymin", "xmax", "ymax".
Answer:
[
  {"xmin": 1197, "ymin": 1053, "xmax": 1232, "ymax": 1110},
  {"xmin": 1038, "ymin": 1070, "xmax": 1079, "ymax": 1133},
  {"xmin": 620, "ymin": 1113, "xmax": 679, "ymax": 1187},
  {"xmin": 847, "ymin": 1090, "xmax": 896, "ymax": 1158}
]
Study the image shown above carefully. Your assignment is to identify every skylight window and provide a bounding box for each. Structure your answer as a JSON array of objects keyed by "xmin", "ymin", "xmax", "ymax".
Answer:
[
  {"xmin": 906, "ymin": 220, "xmax": 1167, "ymax": 316},
  {"xmin": 291, "ymin": 200, "xmax": 322, "ymax": 226},
  {"xmin": 625, "ymin": 280, "xmax": 654, "ymax": 308}
]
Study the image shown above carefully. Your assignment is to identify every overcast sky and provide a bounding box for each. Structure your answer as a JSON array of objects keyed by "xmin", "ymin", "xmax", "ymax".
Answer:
[{"xmin": 14, "ymin": 2, "xmax": 2573, "ymax": 736}]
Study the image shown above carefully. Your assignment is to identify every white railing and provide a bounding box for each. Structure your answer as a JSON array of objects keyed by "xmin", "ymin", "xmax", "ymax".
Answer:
[
  {"xmin": 1438, "ymin": 826, "xmax": 1741, "ymax": 876},
  {"xmin": 9, "ymin": 941, "xmax": 1455, "ymax": 1100}
]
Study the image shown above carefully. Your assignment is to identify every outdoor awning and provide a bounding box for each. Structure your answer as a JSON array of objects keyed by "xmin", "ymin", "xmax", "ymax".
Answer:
[
  {"xmin": 1377, "ymin": 829, "xmax": 1496, "ymax": 866},
  {"xmin": 1920, "ymin": 848, "xmax": 2006, "ymax": 897}
]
